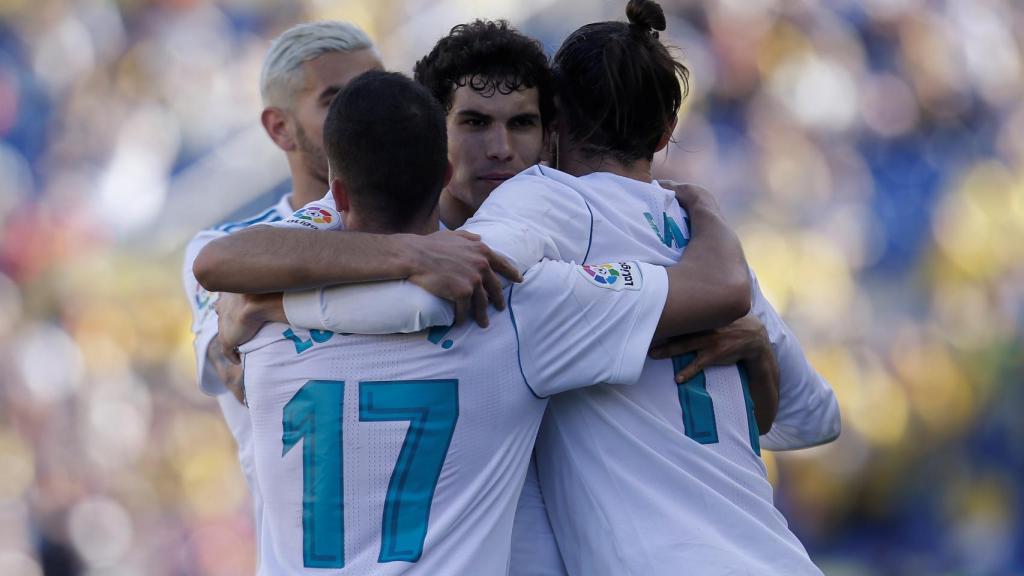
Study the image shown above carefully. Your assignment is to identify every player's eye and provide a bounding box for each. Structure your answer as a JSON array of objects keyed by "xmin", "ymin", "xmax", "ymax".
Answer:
[{"xmin": 510, "ymin": 116, "xmax": 538, "ymax": 128}]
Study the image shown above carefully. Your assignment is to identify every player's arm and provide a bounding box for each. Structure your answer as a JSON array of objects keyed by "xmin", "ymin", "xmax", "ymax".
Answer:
[
  {"xmin": 280, "ymin": 179, "xmax": 749, "ymax": 338},
  {"xmin": 652, "ymin": 270, "xmax": 839, "ymax": 447},
  {"xmin": 651, "ymin": 183, "xmax": 751, "ymax": 337},
  {"xmin": 649, "ymin": 313, "xmax": 780, "ymax": 434},
  {"xmin": 744, "ymin": 273, "xmax": 840, "ymax": 449},
  {"xmin": 192, "ymin": 200, "xmax": 520, "ymax": 325},
  {"xmin": 182, "ymin": 231, "xmax": 244, "ymax": 402}
]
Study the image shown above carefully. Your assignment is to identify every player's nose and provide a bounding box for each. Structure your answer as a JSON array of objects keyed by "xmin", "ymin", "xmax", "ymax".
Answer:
[{"xmin": 485, "ymin": 127, "xmax": 514, "ymax": 162}]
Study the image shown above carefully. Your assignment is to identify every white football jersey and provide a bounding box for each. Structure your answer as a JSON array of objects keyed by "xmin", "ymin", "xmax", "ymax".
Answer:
[
  {"xmin": 181, "ymin": 192, "xmax": 296, "ymax": 564},
  {"xmin": 464, "ymin": 166, "xmax": 826, "ymax": 575},
  {"xmin": 239, "ymin": 258, "xmax": 668, "ymax": 575}
]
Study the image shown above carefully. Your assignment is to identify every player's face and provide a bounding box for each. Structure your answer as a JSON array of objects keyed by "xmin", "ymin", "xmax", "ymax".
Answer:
[
  {"xmin": 446, "ymin": 84, "xmax": 544, "ymax": 212},
  {"xmin": 291, "ymin": 49, "xmax": 383, "ymax": 184}
]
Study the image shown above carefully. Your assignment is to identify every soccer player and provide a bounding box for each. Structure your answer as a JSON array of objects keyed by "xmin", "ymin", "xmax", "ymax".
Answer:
[
  {"xmin": 237, "ymin": 69, "xmax": 750, "ymax": 574},
  {"xmin": 181, "ymin": 21, "xmax": 513, "ymax": 558},
  {"xmin": 180, "ymin": 21, "xmax": 383, "ymax": 553}
]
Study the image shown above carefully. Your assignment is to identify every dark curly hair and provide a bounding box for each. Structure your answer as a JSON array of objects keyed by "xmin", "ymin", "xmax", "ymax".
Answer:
[
  {"xmin": 414, "ymin": 20, "xmax": 555, "ymax": 129},
  {"xmin": 554, "ymin": 0, "xmax": 689, "ymax": 163}
]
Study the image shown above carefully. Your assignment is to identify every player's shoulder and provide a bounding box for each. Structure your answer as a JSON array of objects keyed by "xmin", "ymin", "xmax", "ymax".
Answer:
[
  {"xmin": 490, "ymin": 165, "xmax": 590, "ymax": 211},
  {"xmin": 212, "ymin": 194, "xmax": 293, "ymax": 234}
]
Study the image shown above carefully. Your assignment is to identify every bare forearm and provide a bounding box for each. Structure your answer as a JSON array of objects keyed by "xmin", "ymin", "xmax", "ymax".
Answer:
[
  {"xmin": 194, "ymin": 226, "xmax": 415, "ymax": 293},
  {"xmin": 656, "ymin": 201, "xmax": 751, "ymax": 339}
]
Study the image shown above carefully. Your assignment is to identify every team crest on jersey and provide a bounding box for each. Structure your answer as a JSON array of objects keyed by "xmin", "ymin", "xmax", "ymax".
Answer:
[
  {"xmin": 293, "ymin": 206, "xmax": 334, "ymax": 225},
  {"xmin": 577, "ymin": 262, "xmax": 641, "ymax": 291},
  {"xmin": 284, "ymin": 205, "xmax": 341, "ymax": 230}
]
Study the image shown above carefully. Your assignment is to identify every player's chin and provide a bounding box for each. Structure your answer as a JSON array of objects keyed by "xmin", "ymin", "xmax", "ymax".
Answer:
[{"xmin": 474, "ymin": 177, "xmax": 508, "ymax": 197}]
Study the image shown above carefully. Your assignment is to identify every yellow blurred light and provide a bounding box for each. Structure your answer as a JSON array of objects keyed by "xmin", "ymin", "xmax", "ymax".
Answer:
[
  {"xmin": 755, "ymin": 22, "xmax": 811, "ymax": 78},
  {"xmin": 736, "ymin": 224, "xmax": 795, "ymax": 313},
  {"xmin": 890, "ymin": 333, "xmax": 976, "ymax": 439},
  {"xmin": 810, "ymin": 346, "xmax": 909, "ymax": 447},
  {"xmin": 790, "ymin": 232, "xmax": 854, "ymax": 311},
  {"xmin": 933, "ymin": 161, "xmax": 1024, "ymax": 279},
  {"xmin": 169, "ymin": 414, "xmax": 245, "ymax": 519},
  {"xmin": 931, "ymin": 281, "xmax": 1010, "ymax": 351},
  {"xmin": 0, "ymin": 432, "xmax": 35, "ymax": 499},
  {"xmin": 311, "ymin": 1, "xmax": 378, "ymax": 39}
]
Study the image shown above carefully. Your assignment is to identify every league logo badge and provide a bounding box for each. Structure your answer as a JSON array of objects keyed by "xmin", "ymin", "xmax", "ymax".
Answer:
[{"xmin": 577, "ymin": 262, "xmax": 642, "ymax": 291}]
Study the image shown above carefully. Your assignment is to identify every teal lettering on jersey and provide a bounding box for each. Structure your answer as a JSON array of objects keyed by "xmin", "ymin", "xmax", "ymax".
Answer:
[
  {"xmin": 282, "ymin": 380, "xmax": 346, "ymax": 568},
  {"xmin": 282, "ymin": 379, "xmax": 459, "ymax": 568},
  {"xmin": 283, "ymin": 328, "xmax": 335, "ymax": 354},
  {"xmin": 644, "ymin": 212, "xmax": 689, "ymax": 249},
  {"xmin": 360, "ymin": 380, "xmax": 459, "ymax": 562},
  {"xmin": 672, "ymin": 354, "xmax": 719, "ymax": 444},
  {"xmin": 427, "ymin": 325, "xmax": 454, "ymax": 350},
  {"xmin": 737, "ymin": 364, "xmax": 762, "ymax": 455}
]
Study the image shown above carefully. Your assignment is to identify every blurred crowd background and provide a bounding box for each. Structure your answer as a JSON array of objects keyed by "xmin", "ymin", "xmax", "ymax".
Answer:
[{"xmin": 0, "ymin": 0, "xmax": 1021, "ymax": 574}]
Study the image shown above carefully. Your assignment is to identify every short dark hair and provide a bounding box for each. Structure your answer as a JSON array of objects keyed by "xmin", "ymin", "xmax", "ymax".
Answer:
[
  {"xmin": 413, "ymin": 20, "xmax": 555, "ymax": 129},
  {"xmin": 553, "ymin": 0, "xmax": 689, "ymax": 164},
  {"xmin": 323, "ymin": 70, "xmax": 447, "ymax": 231}
]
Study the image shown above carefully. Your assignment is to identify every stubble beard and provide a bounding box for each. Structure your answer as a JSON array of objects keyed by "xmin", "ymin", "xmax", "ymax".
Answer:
[{"xmin": 294, "ymin": 122, "xmax": 329, "ymax": 186}]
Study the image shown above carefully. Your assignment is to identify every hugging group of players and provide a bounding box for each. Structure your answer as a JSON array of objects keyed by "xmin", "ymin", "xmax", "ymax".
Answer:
[{"xmin": 183, "ymin": 1, "xmax": 840, "ymax": 573}]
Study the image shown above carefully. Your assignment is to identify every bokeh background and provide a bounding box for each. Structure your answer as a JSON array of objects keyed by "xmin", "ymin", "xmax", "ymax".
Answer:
[{"xmin": 1, "ymin": 0, "xmax": 1021, "ymax": 574}]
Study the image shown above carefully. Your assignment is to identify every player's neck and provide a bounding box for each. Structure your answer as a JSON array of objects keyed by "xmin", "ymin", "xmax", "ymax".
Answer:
[
  {"xmin": 288, "ymin": 167, "xmax": 330, "ymax": 210},
  {"xmin": 438, "ymin": 189, "xmax": 474, "ymax": 229},
  {"xmin": 345, "ymin": 211, "xmax": 440, "ymax": 236},
  {"xmin": 558, "ymin": 148, "xmax": 654, "ymax": 183}
]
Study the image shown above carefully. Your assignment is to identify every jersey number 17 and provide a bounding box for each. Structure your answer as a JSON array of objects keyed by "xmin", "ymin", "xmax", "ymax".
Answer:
[{"xmin": 282, "ymin": 379, "xmax": 459, "ymax": 568}]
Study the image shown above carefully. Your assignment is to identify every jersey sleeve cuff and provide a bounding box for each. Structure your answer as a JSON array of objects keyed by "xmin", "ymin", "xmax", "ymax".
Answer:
[
  {"xmin": 612, "ymin": 262, "xmax": 669, "ymax": 384},
  {"xmin": 282, "ymin": 289, "xmax": 328, "ymax": 331}
]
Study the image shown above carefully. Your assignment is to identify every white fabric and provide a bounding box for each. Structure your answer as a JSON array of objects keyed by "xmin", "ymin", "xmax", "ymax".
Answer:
[
  {"xmin": 182, "ymin": 192, "xmax": 294, "ymax": 568},
  {"xmin": 239, "ymin": 258, "xmax": 667, "ymax": 575},
  {"xmin": 183, "ymin": 193, "xmax": 295, "ymax": 396},
  {"xmin": 283, "ymin": 280, "xmax": 454, "ymax": 334},
  {"xmin": 510, "ymin": 456, "xmax": 568, "ymax": 576},
  {"xmin": 482, "ymin": 167, "xmax": 825, "ymax": 575},
  {"xmin": 751, "ymin": 271, "xmax": 842, "ymax": 450}
]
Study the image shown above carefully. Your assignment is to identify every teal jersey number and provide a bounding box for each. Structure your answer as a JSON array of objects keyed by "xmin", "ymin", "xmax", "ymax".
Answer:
[
  {"xmin": 282, "ymin": 379, "xmax": 459, "ymax": 569},
  {"xmin": 360, "ymin": 380, "xmax": 458, "ymax": 562},
  {"xmin": 672, "ymin": 354, "xmax": 761, "ymax": 455},
  {"xmin": 282, "ymin": 380, "xmax": 346, "ymax": 567}
]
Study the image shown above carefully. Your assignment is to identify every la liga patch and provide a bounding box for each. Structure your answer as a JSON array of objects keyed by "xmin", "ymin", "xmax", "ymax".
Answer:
[
  {"xmin": 577, "ymin": 262, "xmax": 642, "ymax": 291},
  {"xmin": 283, "ymin": 204, "xmax": 341, "ymax": 230}
]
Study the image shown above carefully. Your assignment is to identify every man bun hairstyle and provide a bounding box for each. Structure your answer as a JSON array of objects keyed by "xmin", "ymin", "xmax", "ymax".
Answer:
[
  {"xmin": 323, "ymin": 70, "xmax": 447, "ymax": 231},
  {"xmin": 413, "ymin": 20, "xmax": 555, "ymax": 129},
  {"xmin": 627, "ymin": 0, "xmax": 667, "ymax": 35},
  {"xmin": 553, "ymin": 0, "xmax": 689, "ymax": 164}
]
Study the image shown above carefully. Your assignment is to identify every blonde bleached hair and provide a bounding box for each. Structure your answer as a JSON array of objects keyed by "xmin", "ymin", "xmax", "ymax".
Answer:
[{"xmin": 260, "ymin": 21, "xmax": 377, "ymax": 109}]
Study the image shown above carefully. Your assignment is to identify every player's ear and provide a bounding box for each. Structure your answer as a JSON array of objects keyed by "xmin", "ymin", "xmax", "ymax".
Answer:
[
  {"xmin": 330, "ymin": 175, "xmax": 351, "ymax": 213},
  {"xmin": 443, "ymin": 160, "xmax": 453, "ymax": 188},
  {"xmin": 655, "ymin": 116, "xmax": 678, "ymax": 154},
  {"xmin": 261, "ymin": 107, "xmax": 297, "ymax": 152}
]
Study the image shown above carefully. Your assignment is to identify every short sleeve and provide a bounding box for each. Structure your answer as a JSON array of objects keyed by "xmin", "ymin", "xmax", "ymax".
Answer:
[
  {"xmin": 283, "ymin": 280, "xmax": 455, "ymax": 334},
  {"xmin": 462, "ymin": 168, "xmax": 594, "ymax": 273},
  {"xmin": 749, "ymin": 270, "xmax": 842, "ymax": 450},
  {"xmin": 510, "ymin": 260, "xmax": 668, "ymax": 397},
  {"xmin": 182, "ymin": 229, "xmax": 228, "ymax": 396},
  {"xmin": 260, "ymin": 194, "xmax": 343, "ymax": 232}
]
